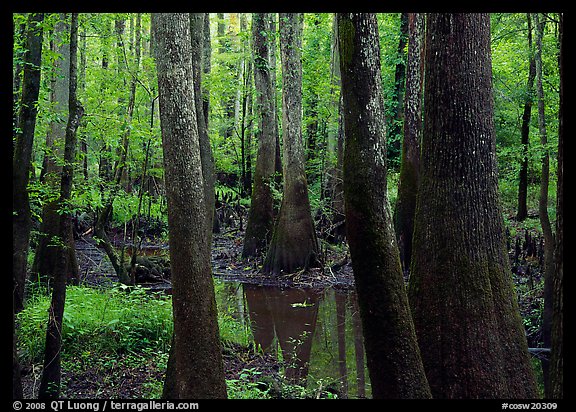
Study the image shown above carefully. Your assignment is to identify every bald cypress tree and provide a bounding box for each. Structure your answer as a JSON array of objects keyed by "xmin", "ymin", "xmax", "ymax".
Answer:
[
  {"xmin": 408, "ymin": 13, "xmax": 538, "ymax": 398},
  {"xmin": 243, "ymin": 13, "xmax": 277, "ymax": 258},
  {"xmin": 337, "ymin": 12, "xmax": 431, "ymax": 399},
  {"xmin": 263, "ymin": 13, "xmax": 319, "ymax": 275}
]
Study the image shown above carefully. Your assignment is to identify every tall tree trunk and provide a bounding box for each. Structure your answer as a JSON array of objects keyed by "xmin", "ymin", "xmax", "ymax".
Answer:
[
  {"xmin": 517, "ymin": 14, "xmax": 536, "ymax": 222},
  {"xmin": 202, "ymin": 13, "xmax": 211, "ymax": 129},
  {"xmin": 161, "ymin": 14, "xmax": 217, "ymax": 396},
  {"xmin": 191, "ymin": 13, "xmax": 216, "ymax": 240},
  {"xmin": 337, "ymin": 12, "xmax": 431, "ymax": 399},
  {"xmin": 533, "ymin": 12, "xmax": 555, "ymax": 397},
  {"xmin": 263, "ymin": 13, "xmax": 319, "ymax": 276},
  {"xmin": 408, "ymin": 13, "xmax": 538, "ymax": 398},
  {"xmin": 13, "ymin": 12, "xmax": 44, "ymax": 314},
  {"xmin": 13, "ymin": 13, "xmax": 44, "ymax": 398},
  {"xmin": 327, "ymin": 15, "xmax": 346, "ymax": 243},
  {"xmin": 394, "ymin": 12, "xmax": 425, "ymax": 273},
  {"xmin": 550, "ymin": 13, "xmax": 563, "ymax": 399},
  {"xmin": 153, "ymin": 13, "xmax": 227, "ymax": 399},
  {"xmin": 32, "ymin": 14, "xmax": 79, "ymax": 288},
  {"xmin": 39, "ymin": 13, "xmax": 83, "ymax": 399},
  {"xmin": 268, "ymin": 14, "xmax": 283, "ymax": 188},
  {"xmin": 242, "ymin": 13, "xmax": 277, "ymax": 258}
]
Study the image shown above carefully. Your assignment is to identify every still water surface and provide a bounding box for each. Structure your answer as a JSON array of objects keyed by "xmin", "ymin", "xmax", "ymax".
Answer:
[{"xmin": 215, "ymin": 281, "xmax": 371, "ymax": 398}]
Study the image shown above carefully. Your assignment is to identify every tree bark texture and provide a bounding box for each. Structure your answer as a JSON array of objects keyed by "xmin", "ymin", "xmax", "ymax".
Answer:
[
  {"xmin": 394, "ymin": 12, "xmax": 424, "ymax": 273},
  {"xmin": 243, "ymin": 13, "xmax": 277, "ymax": 258},
  {"xmin": 263, "ymin": 13, "xmax": 319, "ymax": 276},
  {"xmin": 408, "ymin": 13, "xmax": 538, "ymax": 399},
  {"xmin": 13, "ymin": 12, "xmax": 44, "ymax": 314},
  {"xmin": 337, "ymin": 13, "xmax": 431, "ymax": 399},
  {"xmin": 550, "ymin": 13, "xmax": 563, "ymax": 399},
  {"xmin": 533, "ymin": 13, "xmax": 555, "ymax": 396},
  {"xmin": 39, "ymin": 13, "xmax": 83, "ymax": 399},
  {"xmin": 153, "ymin": 13, "xmax": 227, "ymax": 399}
]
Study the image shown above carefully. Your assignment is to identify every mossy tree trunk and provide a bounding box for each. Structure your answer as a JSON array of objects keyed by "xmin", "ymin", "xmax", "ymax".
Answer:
[
  {"xmin": 408, "ymin": 13, "xmax": 538, "ymax": 399},
  {"xmin": 337, "ymin": 12, "xmax": 431, "ymax": 399},
  {"xmin": 153, "ymin": 13, "xmax": 227, "ymax": 399},
  {"xmin": 550, "ymin": 13, "xmax": 563, "ymax": 399},
  {"xmin": 263, "ymin": 13, "xmax": 319, "ymax": 276},
  {"xmin": 394, "ymin": 12, "xmax": 424, "ymax": 273},
  {"xmin": 533, "ymin": 13, "xmax": 555, "ymax": 396},
  {"xmin": 243, "ymin": 13, "xmax": 277, "ymax": 259}
]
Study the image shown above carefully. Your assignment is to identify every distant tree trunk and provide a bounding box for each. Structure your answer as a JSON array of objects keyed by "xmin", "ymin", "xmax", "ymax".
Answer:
[
  {"xmin": 153, "ymin": 13, "xmax": 227, "ymax": 399},
  {"xmin": 387, "ymin": 13, "xmax": 408, "ymax": 169},
  {"xmin": 202, "ymin": 13, "xmax": 211, "ymax": 128},
  {"xmin": 550, "ymin": 13, "xmax": 563, "ymax": 399},
  {"xmin": 94, "ymin": 14, "xmax": 142, "ymax": 285},
  {"xmin": 263, "ymin": 13, "xmax": 319, "ymax": 275},
  {"xmin": 325, "ymin": 15, "xmax": 346, "ymax": 243},
  {"xmin": 39, "ymin": 13, "xmax": 83, "ymax": 399},
  {"xmin": 337, "ymin": 12, "xmax": 431, "ymax": 399},
  {"xmin": 533, "ymin": 12, "xmax": 555, "ymax": 397},
  {"xmin": 394, "ymin": 12, "xmax": 424, "ymax": 273},
  {"xmin": 242, "ymin": 13, "xmax": 277, "ymax": 258},
  {"xmin": 79, "ymin": 24, "xmax": 89, "ymax": 181},
  {"xmin": 517, "ymin": 14, "xmax": 536, "ymax": 222},
  {"xmin": 190, "ymin": 13, "xmax": 216, "ymax": 239},
  {"xmin": 268, "ymin": 14, "xmax": 283, "ymax": 188},
  {"xmin": 32, "ymin": 14, "xmax": 79, "ymax": 288},
  {"xmin": 408, "ymin": 13, "xmax": 538, "ymax": 399},
  {"xmin": 12, "ymin": 20, "xmax": 27, "ymax": 141},
  {"xmin": 13, "ymin": 12, "xmax": 44, "ymax": 315}
]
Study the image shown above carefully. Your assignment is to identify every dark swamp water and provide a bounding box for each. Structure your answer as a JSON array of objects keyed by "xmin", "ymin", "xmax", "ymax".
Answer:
[
  {"xmin": 215, "ymin": 281, "xmax": 371, "ymax": 398},
  {"xmin": 77, "ymin": 233, "xmax": 370, "ymax": 397}
]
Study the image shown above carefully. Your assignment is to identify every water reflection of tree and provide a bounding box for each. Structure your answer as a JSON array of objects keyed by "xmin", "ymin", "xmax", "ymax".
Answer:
[
  {"xmin": 243, "ymin": 285, "xmax": 367, "ymax": 398},
  {"xmin": 244, "ymin": 285, "xmax": 320, "ymax": 386}
]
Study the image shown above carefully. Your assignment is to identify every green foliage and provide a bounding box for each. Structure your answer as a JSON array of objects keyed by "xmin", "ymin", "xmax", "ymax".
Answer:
[
  {"xmin": 491, "ymin": 13, "xmax": 560, "ymax": 216},
  {"xmin": 226, "ymin": 368, "xmax": 271, "ymax": 399},
  {"xmin": 17, "ymin": 285, "xmax": 173, "ymax": 364}
]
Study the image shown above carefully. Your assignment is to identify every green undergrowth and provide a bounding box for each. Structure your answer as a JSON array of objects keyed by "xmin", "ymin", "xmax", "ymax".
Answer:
[
  {"xmin": 17, "ymin": 285, "xmax": 173, "ymax": 365},
  {"xmin": 15, "ymin": 283, "xmax": 272, "ymax": 398}
]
